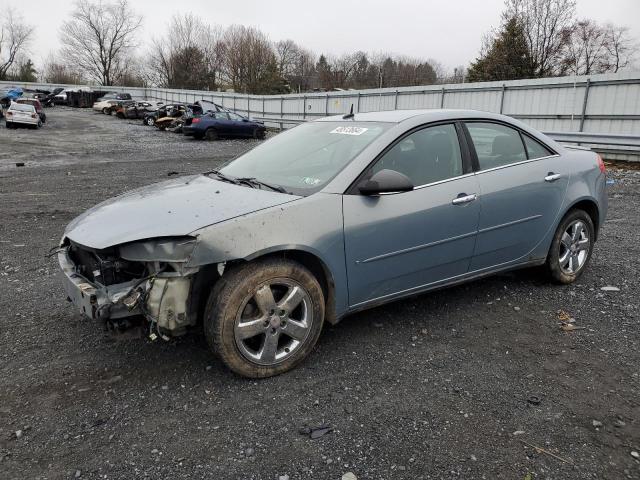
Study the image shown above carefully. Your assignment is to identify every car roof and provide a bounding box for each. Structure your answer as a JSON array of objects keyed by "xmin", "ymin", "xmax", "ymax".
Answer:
[{"xmin": 315, "ymin": 109, "xmax": 516, "ymax": 124}]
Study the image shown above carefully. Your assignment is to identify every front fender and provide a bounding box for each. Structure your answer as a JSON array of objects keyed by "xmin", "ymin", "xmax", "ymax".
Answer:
[{"xmin": 188, "ymin": 193, "xmax": 349, "ymax": 318}]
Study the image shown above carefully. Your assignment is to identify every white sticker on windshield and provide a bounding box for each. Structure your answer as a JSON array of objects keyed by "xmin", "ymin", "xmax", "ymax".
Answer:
[{"xmin": 330, "ymin": 126, "xmax": 368, "ymax": 136}]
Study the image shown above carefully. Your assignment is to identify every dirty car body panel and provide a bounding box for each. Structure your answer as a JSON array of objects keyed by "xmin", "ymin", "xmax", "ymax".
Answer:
[{"xmin": 59, "ymin": 109, "xmax": 607, "ymax": 356}]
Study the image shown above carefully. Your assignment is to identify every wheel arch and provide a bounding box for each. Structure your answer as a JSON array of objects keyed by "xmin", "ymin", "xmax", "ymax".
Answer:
[
  {"xmin": 191, "ymin": 246, "xmax": 338, "ymax": 325},
  {"xmin": 563, "ymin": 197, "xmax": 601, "ymax": 240},
  {"xmin": 244, "ymin": 247, "xmax": 338, "ymax": 324}
]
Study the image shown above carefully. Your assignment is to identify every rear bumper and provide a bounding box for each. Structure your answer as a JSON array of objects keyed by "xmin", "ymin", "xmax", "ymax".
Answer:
[
  {"xmin": 6, "ymin": 117, "xmax": 39, "ymax": 126},
  {"xmin": 182, "ymin": 126, "xmax": 200, "ymax": 136}
]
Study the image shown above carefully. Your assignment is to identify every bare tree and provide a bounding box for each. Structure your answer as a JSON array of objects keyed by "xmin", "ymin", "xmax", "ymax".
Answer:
[
  {"xmin": 275, "ymin": 39, "xmax": 301, "ymax": 79},
  {"xmin": 602, "ymin": 24, "xmax": 637, "ymax": 73},
  {"xmin": 562, "ymin": 20, "xmax": 609, "ymax": 75},
  {"xmin": 221, "ymin": 25, "xmax": 281, "ymax": 94},
  {"xmin": 60, "ymin": 0, "xmax": 142, "ymax": 86},
  {"xmin": 147, "ymin": 14, "xmax": 223, "ymax": 90},
  {"xmin": 505, "ymin": 0, "xmax": 576, "ymax": 76},
  {"xmin": 42, "ymin": 55, "xmax": 85, "ymax": 84},
  {"xmin": 0, "ymin": 12, "xmax": 33, "ymax": 80}
]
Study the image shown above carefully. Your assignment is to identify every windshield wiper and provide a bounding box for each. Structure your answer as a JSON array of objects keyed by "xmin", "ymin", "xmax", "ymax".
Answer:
[
  {"xmin": 202, "ymin": 170, "xmax": 239, "ymax": 184},
  {"xmin": 235, "ymin": 177, "xmax": 289, "ymax": 194}
]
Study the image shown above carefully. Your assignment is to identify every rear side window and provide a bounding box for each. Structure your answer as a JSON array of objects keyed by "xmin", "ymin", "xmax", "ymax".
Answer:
[
  {"xmin": 523, "ymin": 134, "xmax": 553, "ymax": 159},
  {"xmin": 466, "ymin": 122, "xmax": 527, "ymax": 170}
]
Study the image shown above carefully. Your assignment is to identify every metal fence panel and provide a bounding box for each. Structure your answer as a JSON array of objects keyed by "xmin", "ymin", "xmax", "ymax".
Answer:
[{"xmin": 2, "ymin": 71, "xmax": 639, "ymax": 160}]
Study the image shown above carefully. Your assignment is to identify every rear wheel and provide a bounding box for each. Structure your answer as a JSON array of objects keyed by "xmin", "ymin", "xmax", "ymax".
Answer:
[
  {"xmin": 253, "ymin": 128, "xmax": 266, "ymax": 139},
  {"xmin": 145, "ymin": 117, "xmax": 155, "ymax": 126},
  {"xmin": 102, "ymin": 107, "xmax": 109, "ymax": 114},
  {"xmin": 205, "ymin": 128, "xmax": 218, "ymax": 141},
  {"xmin": 545, "ymin": 209, "xmax": 595, "ymax": 284},
  {"xmin": 204, "ymin": 258, "xmax": 325, "ymax": 378}
]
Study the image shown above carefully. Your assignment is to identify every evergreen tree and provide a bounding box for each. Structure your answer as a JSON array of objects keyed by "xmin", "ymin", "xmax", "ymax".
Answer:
[
  {"xmin": 14, "ymin": 58, "xmax": 37, "ymax": 82},
  {"xmin": 467, "ymin": 17, "xmax": 535, "ymax": 82}
]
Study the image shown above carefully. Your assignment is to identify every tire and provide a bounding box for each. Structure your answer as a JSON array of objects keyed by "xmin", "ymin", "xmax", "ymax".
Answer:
[
  {"xmin": 145, "ymin": 117, "xmax": 155, "ymax": 126},
  {"xmin": 6, "ymin": 122, "xmax": 13, "ymax": 129},
  {"xmin": 205, "ymin": 128, "xmax": 218, "ymax": 141},
  {"xmin": 37, "ymin": 121, "xmax": 42, "ymax": 128},
  {"xmin": 253, "ymin": 128, "xmax": 266, "ymax": 139},
  {"xmin": 102, "ymin": 108, "xmax": 109, "ymax": 114},
  {"xmin": 204, "ymin": 258, "xmax": 325, "ymax": 378},
  {"xmin": 545, "ymin": 209, "xmax": 595, "ymax": 284}
]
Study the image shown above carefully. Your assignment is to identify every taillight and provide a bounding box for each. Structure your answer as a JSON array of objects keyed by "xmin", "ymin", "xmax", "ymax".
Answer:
[
  {"xmin": 31, "ymin": 113, "xmax": 37, "ymax": 118},
  {"xmin": 6, "ymin": 112, "xmax": 12, "ymax": 117},
  {"xmin": 596, "ymin": 154, "xmax": 606, "ymax": 173},
  {"xmin": 192, "ymin": 117, "xmax": 200, "ymax": 123}
]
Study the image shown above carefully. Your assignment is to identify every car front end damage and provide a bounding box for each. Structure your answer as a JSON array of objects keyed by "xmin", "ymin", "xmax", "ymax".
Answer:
[{"xmin": 58, "ymin": 236, "xmax": 202, "ymax": 338}]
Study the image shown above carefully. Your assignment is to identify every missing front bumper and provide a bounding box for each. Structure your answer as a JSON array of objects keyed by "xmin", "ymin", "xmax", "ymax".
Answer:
[{"xmin": 58, "ymin": 248, "xmax": 196, "ymax": 335}]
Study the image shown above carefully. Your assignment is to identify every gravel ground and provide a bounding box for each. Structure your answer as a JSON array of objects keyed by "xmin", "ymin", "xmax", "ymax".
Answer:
[{"xmin": 0, "ymin": 108, "xmax": 639, "ymax": 480}]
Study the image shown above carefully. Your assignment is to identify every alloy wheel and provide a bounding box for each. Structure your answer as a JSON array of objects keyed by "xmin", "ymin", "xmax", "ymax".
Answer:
[
  {"xmin": 558, "ymin": 220, "xmax": 591, "ymax": 274},
  {"xmin": 234, "ymin": 279, "xmax": 313, "ymax": 366}
]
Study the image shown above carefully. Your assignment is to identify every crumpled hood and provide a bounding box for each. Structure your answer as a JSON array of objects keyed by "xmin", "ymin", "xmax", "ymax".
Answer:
[{"xmin": 64, "ymin": 175, "xmax": 300, "ymax": 249}]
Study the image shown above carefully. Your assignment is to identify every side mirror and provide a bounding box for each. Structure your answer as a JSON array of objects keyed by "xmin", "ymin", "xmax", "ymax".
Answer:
[{"xmin": 358, "ymin": 169, "xmax": 414, "ymax": 195}]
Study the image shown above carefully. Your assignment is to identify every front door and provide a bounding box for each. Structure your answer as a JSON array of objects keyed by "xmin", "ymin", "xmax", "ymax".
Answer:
[
  {"xmin": 343, "ymin": 123, "xmax": 481, "ymax": 307},
  {"xmin": 464, "ymin": 122, "xmax": 570, "ymax": 271}
]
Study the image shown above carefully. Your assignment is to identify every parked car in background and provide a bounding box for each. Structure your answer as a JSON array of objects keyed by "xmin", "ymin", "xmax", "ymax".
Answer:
[
  {"xmin": 93, "ymin": 99, "xmax": 119, "ymax": 114},
  {"xmin": 16, "ymin": 98, "xmax": 46, "ymax": 123},
  {"xmin": 142, "ymin": 103, "xmax": 193, "ymax": 126},
  {"xmin": 183, "ymin": 111, "xmax": 266, "ymax": 140},
  {"xmin": 96, "ymin": 92, "xmax": 132, "ymax": 102},
  {"xmin": 56, "ymin": 109, "xmax": 608, "ymax": 378},
  {"xmin": 106, "ymin": 100, "xmax": 135, "ymax": 116},
  {"xmin": 0, "ymin": 87, "xmax": 23, "ymax": 108},
  {"xmin": 34, "ymin": 87, "xmax": 64, "ymax": 107},
  {"xmin": 5, "ymin": 102, "xmax": 42, "ymax": 128},
  {"xmin": 115, "ymin": 101, "xmax": 156, "ymax": 119}
]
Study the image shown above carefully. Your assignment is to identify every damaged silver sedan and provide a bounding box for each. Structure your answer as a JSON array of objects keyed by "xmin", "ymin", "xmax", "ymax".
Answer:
[{"xmin": 59, "ymin": 109, "xmax": 607, "ymax": 377}]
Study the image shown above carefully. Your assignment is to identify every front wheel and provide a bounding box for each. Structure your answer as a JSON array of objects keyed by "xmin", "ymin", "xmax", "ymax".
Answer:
[
  {"xmin": 545, "ymin": 209, "xmax": 595, "ymax": 284},
  {"xmin": 145, "ymin": 117, "xmax": 155, "ymax": 126},
  {"xmin": 102, "ymin": 108, "xmax": 109, "ymax": 114},
  {"xmin": 204, "ymin": 258, "xmax": 325, "ymax": 378}
]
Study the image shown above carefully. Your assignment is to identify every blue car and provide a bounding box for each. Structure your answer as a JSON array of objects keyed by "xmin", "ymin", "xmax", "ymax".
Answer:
[
  {"xmin": 183, "ymin": 111, "xmax": 266, "ymax": 140},
  {"xmin": 58, "ymin": 109, "xmax": 607, "ymax": 377}
]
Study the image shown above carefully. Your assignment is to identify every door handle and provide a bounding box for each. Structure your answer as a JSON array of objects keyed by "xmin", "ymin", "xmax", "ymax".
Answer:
[
  {"xmin": 545, "ymin": 172, "xmax": 561, "ymax": 182},
  {"xmin": 452, "ymin": 193, "xmax": 478, "ymax": 205}
]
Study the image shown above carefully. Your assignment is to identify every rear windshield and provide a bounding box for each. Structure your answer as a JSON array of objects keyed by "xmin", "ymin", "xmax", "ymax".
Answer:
[{"xmin": 10, "ymin": 104, "xmax": 34, "ymax": 112}]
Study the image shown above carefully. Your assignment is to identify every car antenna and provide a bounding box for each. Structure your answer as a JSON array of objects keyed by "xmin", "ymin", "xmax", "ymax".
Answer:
[{"xmin": 342, "ymin": 104, "xmax": 354, "ymax": 120}]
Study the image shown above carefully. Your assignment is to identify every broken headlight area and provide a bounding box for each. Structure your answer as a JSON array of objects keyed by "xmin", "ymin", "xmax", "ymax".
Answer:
[{"xmin": 60, "ymin": 237, "xmax": 200, "ymax": 339}]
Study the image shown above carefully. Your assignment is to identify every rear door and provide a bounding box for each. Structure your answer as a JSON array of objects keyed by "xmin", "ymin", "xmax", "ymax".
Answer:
[
  {"xmin": 343, "ymin": 123, "xmax": 481, "ymax": 306},
  {"xmin": 464, "ymin": 121, "xmax": 570, "ymax": 271}
]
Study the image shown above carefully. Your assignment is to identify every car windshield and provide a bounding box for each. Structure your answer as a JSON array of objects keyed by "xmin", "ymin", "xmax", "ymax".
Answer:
[
  {"xmin": 220, "ymin": 121, "xmax": 391, "ymax": 194},
  {"xmin": 11, "ymin": 104, "xmax": 34, "ymax": 112}
]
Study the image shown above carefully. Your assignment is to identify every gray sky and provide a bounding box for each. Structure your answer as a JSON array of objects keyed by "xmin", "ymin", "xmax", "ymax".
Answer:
[{"xmin": 6, "ymin": 0, "xmax": 640, "ymax": 71}]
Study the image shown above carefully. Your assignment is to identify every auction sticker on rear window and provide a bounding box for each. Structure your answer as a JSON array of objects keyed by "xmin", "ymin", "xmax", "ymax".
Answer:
[{"xmin": 330, "ymin": 126, "xmax": 368, "ymax": 136}]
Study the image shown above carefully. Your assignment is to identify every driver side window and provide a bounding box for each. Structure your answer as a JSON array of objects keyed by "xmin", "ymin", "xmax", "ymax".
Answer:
[{"xmin": 370, "ymin": 123, "xmax": 464, "ymax": 187}]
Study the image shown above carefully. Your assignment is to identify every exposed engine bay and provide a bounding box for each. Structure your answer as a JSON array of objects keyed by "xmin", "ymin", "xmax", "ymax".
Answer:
[{"xmin": 59, "ymin": 237, "xmax": 203, "ymax": 339}]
